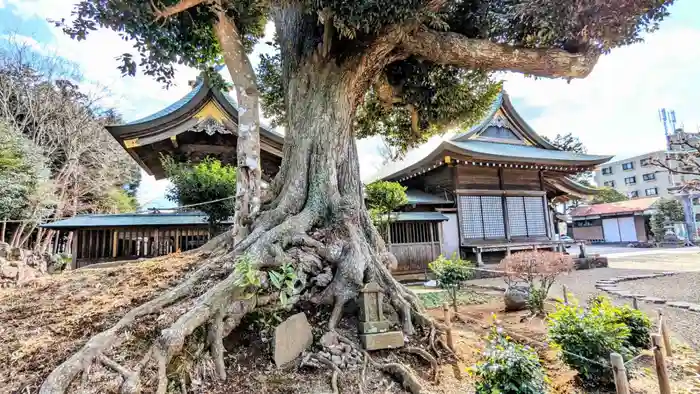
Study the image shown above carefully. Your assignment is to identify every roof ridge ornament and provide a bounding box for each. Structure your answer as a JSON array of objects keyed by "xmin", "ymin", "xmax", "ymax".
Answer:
[{"xmin": 192, "ymin": 117, "xmax": 232, "ymax": 136}]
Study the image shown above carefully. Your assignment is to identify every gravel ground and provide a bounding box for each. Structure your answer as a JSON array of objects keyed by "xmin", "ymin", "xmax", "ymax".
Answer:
[
  {"xmin": 466, "ymin": 267, "xmax": 700, "ymax": 348},
  {"xmin": 614, "ymin": 272, "xmax": 700, "ymax": 348},
  {"xmin": 467, "ymin": 267, "xmax": 659, "ymax": 301}
]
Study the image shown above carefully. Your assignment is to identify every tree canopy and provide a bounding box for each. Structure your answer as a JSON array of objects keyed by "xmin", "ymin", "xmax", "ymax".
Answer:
[
  {"xmin": 543, "ymin": 132, "xmax": 592, "ymax": 186},
  {"xmin": 56, "ymin": 0, "xmax": 674, "ymax": 155},
  {"xmin": 163, "ymin": 156, "xmax": 237, "ymax": 231},
  {"xmin": 0, "ymin": 121, "xmax": 51, "ymax": 221},
  {"xmin": 650, "ymin": 197, "xmax": 685, "ymax": 241},
  {"xmin": 591, "ymin": 187, "xmax": 629, "ymax": 205},
  {"xmin": 365, "ymin": 180, "xmax": 408, "ymax": 236},
  {"xmin": 543, "ymin": 133, "xmax": 587, "ymax": 154}
]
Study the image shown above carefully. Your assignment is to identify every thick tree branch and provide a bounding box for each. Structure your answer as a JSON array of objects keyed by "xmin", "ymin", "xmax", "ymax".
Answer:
[
  {"xmin": 401, "ymin": 28, "xmax": 601, "ymax": 79},
  {"xmin": 152, "ymin": 0, "xmax": 206, "ymax": 20}
]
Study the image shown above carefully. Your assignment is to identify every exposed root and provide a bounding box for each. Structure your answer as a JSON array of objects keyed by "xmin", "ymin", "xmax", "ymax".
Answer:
[
  {"xmin": 360, "ymin": 351, "xmax": 368, "ymax": 393},
  {"xmin": 404, "ymin": 347, "xmax": 438, "ymax": 383},
  {"xmin": 207, "ymin": 311, "xmax": 226, "ymax": 380},
  {"xmin": 379, "ymin": 363, "xmax": 422, "ymax": 394},
  {"xmin": 314, "ymin": 355, "xmax": 341, "ymax": 394},
  {"xmin": 39, "ymin": 194, "xmax": 438, "ymax": 393},
  {"xmin": 363, "ymin": 351, "xmax": 423, "ymax": 394}
]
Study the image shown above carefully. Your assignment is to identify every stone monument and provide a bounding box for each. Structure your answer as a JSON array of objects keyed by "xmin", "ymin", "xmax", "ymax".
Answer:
[{"xmin": 358, "ymin": 281, "xmax": 404, "ymax": 350}]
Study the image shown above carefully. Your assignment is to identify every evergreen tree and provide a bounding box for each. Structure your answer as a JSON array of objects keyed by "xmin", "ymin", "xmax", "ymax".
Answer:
[{"xmin": 42, "ymin": 1, "xmax": 674, "ymax": 392}]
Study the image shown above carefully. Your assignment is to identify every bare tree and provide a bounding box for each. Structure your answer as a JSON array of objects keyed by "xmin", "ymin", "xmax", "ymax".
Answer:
[
  {"xmin": 651, "ymin": 134, "xmax": 700, "ymax": 192},
  {"xmin": 0, "ymin": 35, "xmax": 141, "ymax": 250}
]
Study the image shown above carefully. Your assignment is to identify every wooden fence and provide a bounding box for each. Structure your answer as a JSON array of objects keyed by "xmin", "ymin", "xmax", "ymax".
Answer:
[
  {"xmin": 72, "ymin": 226, "xmax": 211, "ymax": 268},
  {"xmin": 387, "ymin": 221, "xmax": 442, "ymax": 275}
]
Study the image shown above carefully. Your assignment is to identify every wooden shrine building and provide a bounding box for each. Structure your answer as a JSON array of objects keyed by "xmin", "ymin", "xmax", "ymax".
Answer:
[
  {"xmin": 374, "ymin": 90, "xmax": 612, "ymax": 268},
  {"xmin": 43, "ymin": 72, "xmax": 285, "ymax": 269},
  {"xmin": 106, "ymin": 73, "xmax": 284, "ymax": 181}
]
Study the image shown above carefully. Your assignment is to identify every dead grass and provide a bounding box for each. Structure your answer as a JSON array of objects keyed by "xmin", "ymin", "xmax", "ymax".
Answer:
[
  {"xmin": 0, "ymin": 252, "xmax": 203, "ymax": 393},
  {"xmin": 4, "ymin": 262, "xmax": 700, "ymax": 394}
]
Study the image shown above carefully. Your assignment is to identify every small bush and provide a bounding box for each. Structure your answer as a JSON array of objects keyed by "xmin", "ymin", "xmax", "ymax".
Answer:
[
  {"xmin": 548, "ymin": 297, "xmax": 631, "ymax": 387},
  {"xmin": 498, "ymin": 250, "xmax": 573, "ymax": 315},
  {"xmin": 428, "ymin": 253, "xmax": 474, "ymax": 311},
  {"xmin": 589, "ymin": 295, "xmax": 651, "ymax": 350},
  {"xmin": 471, "ymin": 327, "xmax": 548, "ymax": 394}
]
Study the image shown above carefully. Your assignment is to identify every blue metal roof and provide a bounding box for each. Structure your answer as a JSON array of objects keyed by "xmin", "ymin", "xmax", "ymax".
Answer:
[
  {"xmin": 447, "ymin": 140, "xmax": 612, "ymax": 163},
  {"xmin": 125, "ymin": 83, "xmax": 204, "ymax": 126},
  {"xmin": 392, "ymin": 212, "xmax": 449, "ymax": 222},
  {"xmin": 405, "ymin": 189, "xmax": 452, "ymax": 205},
  {"xmin": 41, "ymin": 211, "xmax": 231, "ymax": 229}
]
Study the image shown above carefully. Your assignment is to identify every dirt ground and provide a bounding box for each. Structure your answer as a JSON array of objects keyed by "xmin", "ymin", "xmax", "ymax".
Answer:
[{"xmin": 2, "ymin": 256, "xmax": 700, "ymax": 393}]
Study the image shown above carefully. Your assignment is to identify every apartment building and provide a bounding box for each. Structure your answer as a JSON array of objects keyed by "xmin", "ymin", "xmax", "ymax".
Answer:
[{"xmin": 594, "ymin": 150, "xmax": 678, "ymax": 198}]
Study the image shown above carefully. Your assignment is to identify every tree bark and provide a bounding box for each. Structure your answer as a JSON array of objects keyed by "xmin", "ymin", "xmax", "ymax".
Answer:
[
  {"xmin": 401, "ymin": 28, "xmax": 600, "ymax": 79},
  {"xmin": 40, "ymin": 9, "xmax": 441, "ymax": 393},
  {"xmin": 213, "ymin": 11, "xmax": 262, "ymax": 246}
]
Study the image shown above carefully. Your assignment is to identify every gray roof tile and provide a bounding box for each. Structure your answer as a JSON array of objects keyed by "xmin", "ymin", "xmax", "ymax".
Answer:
[{"xmin": 42, "ymin": 211, "xmax": 230, "ymax": 229}]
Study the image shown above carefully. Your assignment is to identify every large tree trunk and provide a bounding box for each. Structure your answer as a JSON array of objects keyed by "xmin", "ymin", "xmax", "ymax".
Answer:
[
  {"xmin": 214, "ymin": 12, "xmax": 262, "ymax": 246},
  {"xmin": 40, "ymin": 32, "xmax": 433, "ymax": 394}
]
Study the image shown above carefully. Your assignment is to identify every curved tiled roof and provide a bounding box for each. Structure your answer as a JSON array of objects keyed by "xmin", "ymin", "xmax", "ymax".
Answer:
[
  {"xmin": 41, "ymin": 211, "xmax": 232, "ymax": 229},
  {"xmin": 125, "ymin": 83, "xmax": 204, "ymax": 126},
  {"xmin": 447, "ymin": 140, "xmax": 612, "ymax": 163}
]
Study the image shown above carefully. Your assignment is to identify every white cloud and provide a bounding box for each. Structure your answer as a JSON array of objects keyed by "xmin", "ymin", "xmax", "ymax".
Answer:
[
  {"xmin": 500, "ymin": 27, "xmax": 700, "ymax": 159},
  {"xmin": 4, "ymin": 1, "xmax": 699, "ymax": 204}
]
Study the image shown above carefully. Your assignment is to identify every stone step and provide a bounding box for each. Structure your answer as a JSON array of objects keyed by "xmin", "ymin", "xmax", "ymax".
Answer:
[
  {"xmin": 641, "ymin": 297, "xmax": 666, "ymax": 304},
  {"xmin": 667, "ymin": 301, "xmax": 693, "ymax": 309}
]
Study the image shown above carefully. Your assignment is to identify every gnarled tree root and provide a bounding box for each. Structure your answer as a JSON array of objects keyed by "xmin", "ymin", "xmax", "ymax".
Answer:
[
  {"xmin": 313, "ymin": 355, "xmax": 341, "ymax": 394},
  {"xmin": 404, "ymin": 346, "xmax": 438, "ymax": 383}
]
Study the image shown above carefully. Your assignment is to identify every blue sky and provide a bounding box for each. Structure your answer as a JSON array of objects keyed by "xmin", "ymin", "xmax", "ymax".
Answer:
[{"xmin": 1, "ymin": 0, "xmax": 699, "ymax": 208}]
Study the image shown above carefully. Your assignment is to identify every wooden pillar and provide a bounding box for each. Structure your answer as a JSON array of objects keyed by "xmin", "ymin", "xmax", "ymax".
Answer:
[
  {"xmin": 0, "ymin": 219, "xmax": 5, "ymax": 243},
  {"xmin": 112, "ymin": 230, "xmax": 118, "ymax": 258},
  {"xmin": 505, "ymin": 247, "xmax": 511, "ymax": 256},
  {"xmin": 578, "ymin": 242, "xmax": 587, "ymax": 258},
  {"xmin": 651, "ymin": 334, "xmax": 671, "ymax": 394},
  {"xmin": 610, "ymin": 352, "xmax": 630, "ymax": 394},
  {"xmin": 71, "ymin": 231, "xmax": 78, "ymax": 270},
  {"xmin": 175, "ymin": 228, "xmax": 180, "ymax": 253},
  {"xmin": 658, "ymin": 309, "xmax": 672, "ymax": 357},
  {"xmin": 475, "ymin": 247, "xmax": 483, "ymax": 266}
]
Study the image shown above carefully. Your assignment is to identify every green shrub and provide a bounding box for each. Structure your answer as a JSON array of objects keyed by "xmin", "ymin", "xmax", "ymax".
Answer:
[
  {"xmin": 428, "ymin": 253, "xmax": 474, "ymax": 311},
  {"xmin": 589, "ymin": 295, "xmax": 651, "ymax": 350},
  {"xmin": 471, "ymin": 327, "xmax": 548, "ymax": 394},
  {"xmin": 548, "ymin": 298, "xmax": 631, "ymax": 387}
]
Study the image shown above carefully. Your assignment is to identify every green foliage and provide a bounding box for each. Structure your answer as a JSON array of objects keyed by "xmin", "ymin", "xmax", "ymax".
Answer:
[
  {"xmin": 542, "ymin": 132, "xmax": 593, "ymax": 185},
  {"xmin": 591, "ymin": 187, "xmax": 629, "ymax": 205},
  {"xmin": 268, "ymin": 262, "xmax": 297, "ymax": 307},
  {"xmin": 57, "ymin": 0, "xmax": 672, "ymax": 156},
  {"xmin": 355, "ymin": 67, "xmax": 501, "ymax": 154},
  {"xmin": 0, "ymin": 121, "xmax": 51, "ymax": 220},
  {"xmin": 53, "ymin": 0, "xmax": 267, "ymax": 88},
  {"xmin": 548, "ymin": 295, "xmax": 653, "ymax": 387},
  {"xmin": 429, "ymin": 253, "xmax": 474, "ymax": 310},
  {"xmin": 233, "ymin": 254, "xmax": 262, "ymax": 299},
  {"xmin": 471, "ymin": 326, "xmax": 548, "ymax": 394},
  {"xmin": 365, "ymin": 180, "xmax": 408, "ymax": 237},
  {"xmin": 163, "ymin": 155, "xmax": 236, "ymax": 230},
  {"xmin": 589, "ymin": 295, "xmax": 651, "ymax": 350},
  {"xmin": 98, "ymin": 188, "xmax": 139, "ymax": 213},
  {"xmin": 527, "ymin": 287, "xmax": 548, "ymax": 317},
  {"xmin": 257, "ymin": 50, "xmax": 286, "ymax": 127},
  {"xmin": 650, "ymin": 198, "xmax": 685, "ymax": 241},
  {"xmin": 416, "ymin": 289, "xmax": 488, "ymax": 309}
]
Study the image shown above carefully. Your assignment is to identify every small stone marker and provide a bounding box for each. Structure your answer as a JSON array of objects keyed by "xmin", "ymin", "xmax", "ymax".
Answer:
[
  {"xmin": 358, "ymin": 281, "xmax": 404, "ymax": 350},
  {"xmin": 273, "ymin": 312, "xmax": 313, "ymax": 367}
]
